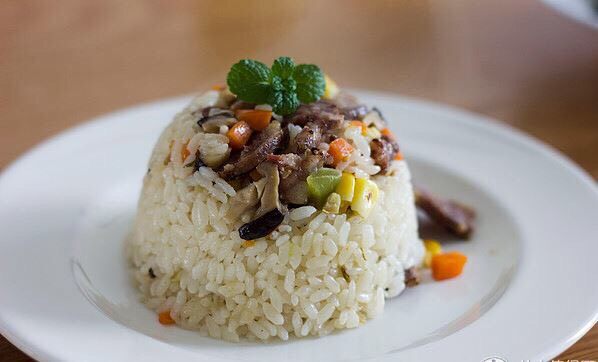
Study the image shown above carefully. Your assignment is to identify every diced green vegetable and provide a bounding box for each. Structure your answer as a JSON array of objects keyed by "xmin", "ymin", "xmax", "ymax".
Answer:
[
  {"xmin": 322, "ymin": 193, "xmax": 341, "ymax": 214},
  {"xmin": 307, "ymin": 168, "xmax": 342, "ymax": 207},
  {"xmin": 365, "ymin": 126, "xmax": 382, "ymax": 139},
  {"xmin": 351, "ymin": 178, "xmax": 379, "ymax": 218},
  {"xmin": 312, "ymin": 168, "xmax": 341, "ymax": 177}
]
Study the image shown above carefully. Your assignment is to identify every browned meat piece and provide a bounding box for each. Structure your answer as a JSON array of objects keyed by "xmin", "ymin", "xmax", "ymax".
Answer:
[
  {"xmin": 404, "ymin": 267, "xmax": 420, "ymax": 287},
  {"xmin": 267, "ymin": 153, "xmax": 302, "ymax": 178},
  {"xmin": 286, "ymin": 100, "xmax": 344, "ymax": 129},
  {"xmin": 294, "ymin": 152, "xmax": 324, "ymax": 180},
  {"xmin": 294, "ymin": 122, "xmax": 323, "ymax": 154},
  {"xmin": 274, "ymin": 151, "xmax": 325, "ymax": 204},
  {"xmin": 314, "ymin": 148, "xmax": 334, "ymax": 166},
  {"xmin": 341, "ymin": 104, "xmax": 368, "ymax": 120},
  {"xmin": 382, "ymin": 135, "xmax": 400, "ymax": 154},
  {"xmin": 370, "ymin": 138, "xmax": 396, "ymax": 171},
  {"xmin": 289, "ymin": 102, "xmax": 345, "ymax": 154},
  {"xmin": 414, "ymin": 187, "xmax": 476, "ymax": 239},
  {"xmin": 329, "ymin": 91, "xmax": 369, "ymax": 120},
  {"xmin": 219, "ymin": 121, "xmax": 284, "ymax": 179}
]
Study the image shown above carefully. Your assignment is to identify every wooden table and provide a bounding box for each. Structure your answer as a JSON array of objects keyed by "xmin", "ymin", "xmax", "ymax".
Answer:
[{"xmin": 1, "ymin": 0, "xmax": 596, "ymax": 360}]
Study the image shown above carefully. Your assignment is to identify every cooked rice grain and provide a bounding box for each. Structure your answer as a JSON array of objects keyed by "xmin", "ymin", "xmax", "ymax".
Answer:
[{"xmin": 128, "ymin": 93, "xmax": 424, "ymax": 342}]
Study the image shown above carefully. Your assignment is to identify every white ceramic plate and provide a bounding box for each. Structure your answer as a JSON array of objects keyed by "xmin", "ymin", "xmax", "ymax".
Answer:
[
  {"xmin": 0, "ymin": 91, "xmax": 596, "ymax": 362},
  {"xmin": 541, "ymin": 0, "xmax": 598, "ymax": 29}
]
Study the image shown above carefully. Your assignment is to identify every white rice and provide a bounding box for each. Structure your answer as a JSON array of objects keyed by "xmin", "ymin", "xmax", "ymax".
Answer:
[{"xmin": 128, "ymin": 93, "xmax": 424, "ymax": 342}]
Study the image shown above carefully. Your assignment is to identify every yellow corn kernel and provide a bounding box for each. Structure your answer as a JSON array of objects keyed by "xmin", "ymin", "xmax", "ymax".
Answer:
[
  {"xmin": 323, "ymin": 74, "xmax": 339, "ymax": 99},
  {"xmin": 339, "ymin": 201, "xmax": 350, "ymax": 213},
  {"xmin": 242, "ymin": 240, "xmax": 256, "ymax": 248},
  {"xmin": 351, "ymin": 178, "xmax": 379, "ymax": 218},
  {"xmin": 335, "ymin": 172, "xmax": 356, "ymax": 203},
  {"xmin": 423, "ymin": 239, "xmax": 442, "ymax": 268},
  {"xmin": 322, "ymin": 193, "xmax": 341, "ymax": 214}
]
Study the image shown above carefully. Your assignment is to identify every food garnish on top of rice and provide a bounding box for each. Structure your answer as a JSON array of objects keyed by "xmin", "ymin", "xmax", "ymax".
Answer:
[{"xmin": 128, "ymin": 56, "xmax": 436, "ymax": 341}]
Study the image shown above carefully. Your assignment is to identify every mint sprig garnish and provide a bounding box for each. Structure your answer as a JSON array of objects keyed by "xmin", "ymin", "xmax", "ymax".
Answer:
[
  {"xmin": 226, "ymin": 56, "xmax": 325, "ymax": 115},
  {"xmin": 226, "ymin": 60, "xmax": 271, "ymax": 104},
  {"xmin": 294, "ymin": 64, "xmax": 326, "ymax": 104}
]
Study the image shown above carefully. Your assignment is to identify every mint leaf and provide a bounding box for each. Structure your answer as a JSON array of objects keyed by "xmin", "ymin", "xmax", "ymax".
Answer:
[
  {"xmin": 269, "ymin": 88, "xmax": 300, "ymax": 116},
  {"xmin": 226, "ymin": 57, "xmax": 325, "ymax": 115},
  {"xmin": 271, "ymin": 57, "xmax": 295, "ymax": 79},
  {"xmin": 226, "ymin": 59, "xmax": 271, "ymax": 104},
  {"xmin": 269, "ymin": 74, "xmax": 299, "ymax": 115},
  {"xmin": 293, "ymin": 64, "xmax": 325, "ymax": 103}
]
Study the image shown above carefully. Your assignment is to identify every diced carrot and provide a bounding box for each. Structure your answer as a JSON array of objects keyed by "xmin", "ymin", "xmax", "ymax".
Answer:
[
  {"xmin": 226, "ymin": 121, "xmax": 253, "ymax": 150},
  {"xmin": 329, "ymin": 138, "xmax": 354, "ymax": 166},
  {"xmin": 211, "ymin": 84, "xmax": 225, "ymax": 91},
  {"xmin": 381, "ymin": 128, "xmax": 396, "ymax": 140},
  {"xmin": 431, "ymin": 252, "xmax": 467, "ymax": 281},
  {"xmin": 349, "ymin": 120, "xmax": 367, "ymax": 135},
  {"xmin": 181, "ymin": 142, "xmax": 190, "ymax": 162},
  {"xmin": 158, "ymin": 311, "xmax": 176, "ymax": 325},
  {"xmin": 242, "ymin": 240, "xmax": 256, "ymax": 248},
  {"xmin": 235, "ymin": 109, "xmax": 273, "ymax": 131},
  {"xmin": 394, "ymin": 152, "xmax": 403, "ymax": 161}
]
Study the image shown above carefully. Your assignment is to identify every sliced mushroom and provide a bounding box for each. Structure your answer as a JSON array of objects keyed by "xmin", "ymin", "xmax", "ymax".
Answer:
[
  {"xmin": 363, "ymin": 109, "xmax": 387, "ymax": 130},
  {"xmin": 230, "ymin": 100, "xmax": 255, "ymax": 111},
  {"xmin": 201, "ymin": 116, "xmax": 237, "ymax": 133},
  {"xmin": 197, "ymin": 133, "xmax": 231, "ymax": 168},
  {"xmin": 284, "ymin": 182, "xmax": 308, "ymax": 205},
  {"xmin": 197, "ymin": 109, "xmax": 234, "ymax": 125},
  {"xmin": 225, "ymin": 178, "xmax": 266, "ymax": 222},
  {"xmin": 254, "ymin": 161, "xmax": 281, "ymax": 218},
  {"xmin": 237, "ymin": 162, "xmax": 285, "ymax": 240},
  {"xmin": 184, "ymin": 150, "xmax": 205, "ymax": 171}
]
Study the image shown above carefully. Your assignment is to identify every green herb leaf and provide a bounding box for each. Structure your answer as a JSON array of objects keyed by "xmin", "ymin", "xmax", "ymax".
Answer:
[
  {"xmin": 226, "ymin": 56, "xmax": 325, "ymax": 115},
  {"xmin": 269, "ymin": 75, "xmax": 299, "ymax": 115},
  {"xmin": 294, "ymin": 64, "xmax": 325, "ymax": 104},
  {"xmin": 226, "ymin": 59, "xmax": 271, "ymax": 104},
  {"xmin": 269, "ymin": 88, "xmax": 300, "ymax": 116},
  {"xmin": 293, "ymin": 64, "xmax": 326, "ymax": 103},
  {"xmin": 271, "ymin": 57, "xmax": 295, "ymax": 79}
]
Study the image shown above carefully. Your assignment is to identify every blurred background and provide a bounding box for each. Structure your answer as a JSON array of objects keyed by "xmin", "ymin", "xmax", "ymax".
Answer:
[{"xmin": 0, "ymin": 0, "xmax": 597, "ymax": 360}]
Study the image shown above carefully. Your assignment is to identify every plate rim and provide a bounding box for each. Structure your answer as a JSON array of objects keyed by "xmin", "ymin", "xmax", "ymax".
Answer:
[{"xmin": 0, "ymin": 90, "xmax": 596, "ymax": 361}]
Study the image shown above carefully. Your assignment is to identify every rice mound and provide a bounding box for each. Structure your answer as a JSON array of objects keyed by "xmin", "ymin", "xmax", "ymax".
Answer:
[{"xmin": 128, "ymin": 91, "xmax": 424, "ymax": 342}]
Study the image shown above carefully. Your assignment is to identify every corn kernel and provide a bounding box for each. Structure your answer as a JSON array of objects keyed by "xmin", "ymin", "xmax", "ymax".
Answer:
[
  {"xmin": 242, "ymin": 240, "xmax": 256, "ymax": 248},
  {"xmin": 322, "ymin": 193, "xmax": 341, "ymax": 214},
  {"xmin": 335, "ymin": 173, "xmax": 356, "ymax": 203},
  {"xmin": 423, "ymin": 239, "xmax": 442, "ymax": 268},
  {"xmin": 339, "ymin": 201, "xmax": 350, "ymax": 213},
  {"xmin": 351, "ymin": 178, "xmax": 379, "ymax": 218}
]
